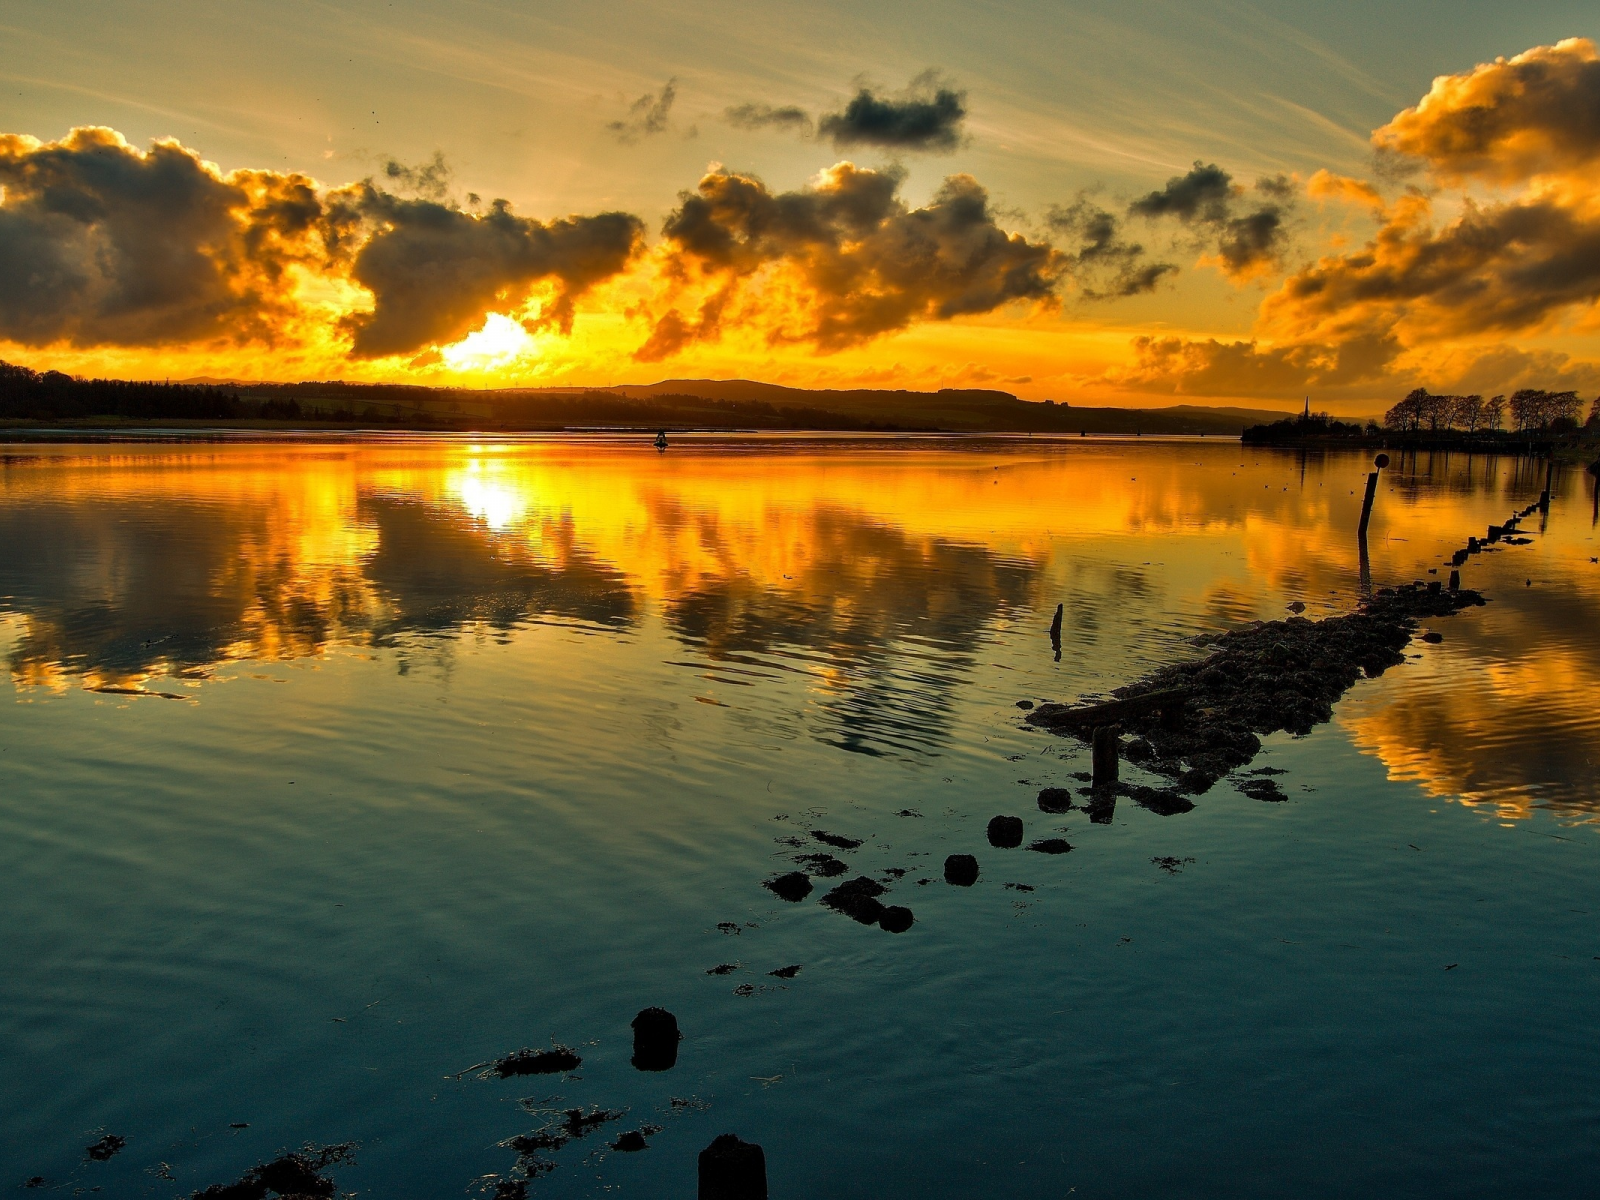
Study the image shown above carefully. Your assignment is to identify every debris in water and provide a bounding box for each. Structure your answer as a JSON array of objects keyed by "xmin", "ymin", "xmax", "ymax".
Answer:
[
  {"xmin": 491, "ymin": 1046, "xmax": 582, "ymax": 1078},
  {"xmin": 716, "ymin": 922, "xmax": 742, "ymax": 935},
  {"xmin": 763, "ymin": 871, "xmax": 813, "ymax": 902},
  {"xmin": 792, "ymin": 853, "xmax": 848, "ymax": 877},
  {"xmin": 192, "ymin": 1143, "xmax": 356, "ymax": 1199},
  {"xmin": 706, "ymin": 963, "xmax": 740, "ymax": 976},
  {"xmin": 1004, "ymin": 883, "xmax": 1036, "ymax": 892},
  {"xmin": 944, "ymin": 854, "xmax": 979, "ymax": 886},
  {"xmin": 810, "ymin": 829, "xmax": 863, "ymax": 850},
  {"xmin": 503, "ymin": 1108, "xmax": 624, "ymax": 1176},
  {"xmin": 895, "ymin": 809, "xmax": 922, "ymax": 818},
  {"xmin": 1016, "ymin": 700, "xmax": 1034, "ymax": 709},
  {"xmin": 1152, "ymin": 856, "xmax": 1196, "ymax": 874},
  {"xmin": 85, "ymin": 1135, "xmax": 126, "ymax": 1162},
  {"xmin": 768, "ymin": 965, "xmax": 801, "ymax": 979},
  {"xmin": 1233, "ymin": 776, "xmax": 1287, "ymax": 803},
  {"xmin": 1027, "ymin": 839, "xmax": 1072, "ymax": 855},
  {"xmin": 1420, "ymin": 631, "xmax": 1443, "ymax": 643},
  {"xmin": 612, "ymin": 1127, "xmax": 659, "ymax": 1153},
  {"xmin": 987, "ymin": 815, "xmax": 1024, "ymax": 848}
]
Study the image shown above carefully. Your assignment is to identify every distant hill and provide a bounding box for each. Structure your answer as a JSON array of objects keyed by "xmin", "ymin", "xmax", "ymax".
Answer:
[
  {"xmin": 10, "ymin": 361, "xmax": 1296, "ymax": 434},
  {"xmin": 611, "ymin": 379, "xmax": 1292, "ymax": 434}
]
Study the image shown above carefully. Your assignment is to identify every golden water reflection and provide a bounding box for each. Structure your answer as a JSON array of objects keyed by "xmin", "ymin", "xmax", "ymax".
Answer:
[{"xmin": 2, "ymin": 437, "xmax": 1596, "ymax": 811}]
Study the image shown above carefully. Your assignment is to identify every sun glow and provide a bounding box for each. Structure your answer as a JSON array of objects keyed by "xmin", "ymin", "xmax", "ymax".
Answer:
[{"xmin": 440, "ymin": 313, "xmax": 539, "ymax": 372}]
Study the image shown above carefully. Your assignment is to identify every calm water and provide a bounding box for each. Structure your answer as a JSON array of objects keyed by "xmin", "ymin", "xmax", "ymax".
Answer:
[{"xmin": 2, "ymin": 436, "xmax": 1598, "ymax": 1198}]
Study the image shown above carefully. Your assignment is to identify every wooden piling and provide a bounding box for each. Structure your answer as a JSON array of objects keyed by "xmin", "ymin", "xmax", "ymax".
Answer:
[
  {"xmin": 1357, "ymin": 471, "xmax": 1379, "ymax": 538},
  {"xmin": 1091, "ymin": 725, "xmax": 1119, "ymax": 788}
]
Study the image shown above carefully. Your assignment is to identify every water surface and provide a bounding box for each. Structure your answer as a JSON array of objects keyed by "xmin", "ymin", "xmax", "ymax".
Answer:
[{"xmin": 2, "ymin": 436, "xmax": 1597, "ymax": 1197}]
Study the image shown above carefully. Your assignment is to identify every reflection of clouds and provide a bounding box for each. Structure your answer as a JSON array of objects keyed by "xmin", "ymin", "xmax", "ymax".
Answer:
[
  {"xmin": 1341, "ymin": 563, "xmax": 1600, "ymax": 821},
  {"xmin": 658, "ymin": 504, "xmax": 1039, "ymax": 755},
  {"xmin": 2, "ymin": 441, "xmax": 1593, "ymax": 789}
]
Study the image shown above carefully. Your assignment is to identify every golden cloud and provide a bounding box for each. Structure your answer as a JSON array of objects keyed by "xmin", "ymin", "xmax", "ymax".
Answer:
[
  {"xmin": 1117, "ymin": 39, "xmax": 1600, "ymax": 402},
  {"xmin": 637, "ymin": 162, "xmax": 1064, "ymax": 359}
]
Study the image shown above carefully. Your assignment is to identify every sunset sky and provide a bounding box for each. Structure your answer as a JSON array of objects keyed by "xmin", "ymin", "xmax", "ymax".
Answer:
[{"xmin": 4, "ymin": 0, "xmax": 1599, "ymax": 414}]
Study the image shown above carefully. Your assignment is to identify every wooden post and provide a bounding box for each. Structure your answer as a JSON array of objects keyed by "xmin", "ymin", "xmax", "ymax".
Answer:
[
  {"xmin": 1448, "ymin": 569, "xmax": 1460, "ymax": 592},
  {"xmin": 1049, "ymin": 603, "xmax": 1063, "ymax": 642},
  {"xmin": 699, "ymin": 1135, "xmax": 767, "ymax": 1200},
  {"xmin": 1540, "ymin": 459, "xmax": 1554, "ymax": 511},
  {"xmin": 1357, "ymin": 471, "xmax": 1380, "ymax": 538}
]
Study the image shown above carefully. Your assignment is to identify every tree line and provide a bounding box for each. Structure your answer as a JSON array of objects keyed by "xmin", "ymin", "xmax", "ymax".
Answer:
[
  {"xmin": 0, "ymin": 361, "xmax": 243, "ymax": 421},
  {"xmin": 1383, "ymin": 388, "xmax": 1596, "ymax": 435}
]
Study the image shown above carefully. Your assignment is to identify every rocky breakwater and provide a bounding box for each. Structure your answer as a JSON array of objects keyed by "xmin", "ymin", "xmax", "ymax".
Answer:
[{"xmin": 1025, "ymin": 581, "xmax": 1486, "ymax": 794}]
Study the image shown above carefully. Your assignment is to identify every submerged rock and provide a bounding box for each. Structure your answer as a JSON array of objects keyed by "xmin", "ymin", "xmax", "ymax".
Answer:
[
  {"xmin": 1234, "ymin": 776, "xmax": 1287, "ymax": 803},
  {"xmin": 85, "ymin": 1135, "xmax": 126, "ymax": 1162},
  {"xmin": 192, "ymin": 1144, "xmax": 354, "ymax": 1200},
  {"xmin": 763, "ymin": 871, "xmax": 813, "ymax": 903},
  {"xmin": 632, "ymin": 1008, "xmax": 681, "ymax": 1072},
  {"xmin": 1027, "ymin": 839, "xmax": 1073, "ymax": 855},
  {"xmin": 944, "ymin": 854, "xmax": 979, "ymax": 886},
  {"xmin": 821, "ymin": 876, "xmax": 888, "ymax": 924},
  {"xmin": 1119, "ymin": 782, "xmax": 1196, "ymax": 815},
  {"xmin": 698, "ymin": 1133, "xmax": 768, "ymax": 1200},
  {"xmin": 878, "ymin": 905, "xmax": 915, "ymax": 933},
  {"xmin": 987, "ymin": 815, "xmax": 1024, "ymax": 848},
  {"xmin": 1037, "ymin": 787, "xmax": 1073, "ymax": 814}
]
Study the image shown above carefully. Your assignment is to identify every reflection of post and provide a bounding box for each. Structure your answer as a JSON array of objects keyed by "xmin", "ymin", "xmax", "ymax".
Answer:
[
  {"xmin": 1590, "ymin": 460, "xmax": 1599, "ymax": 526},
  {"xmin": 1049, "ymin": 602, "xmax": 1063, "ymax": 662},
  {"xmin": 1091, "ymin": 725, "xmax": 1119, "ymax": 788},
  {"xmin": 1540, "ymin": 458, "xmax": 1554, "ymax": 512}
]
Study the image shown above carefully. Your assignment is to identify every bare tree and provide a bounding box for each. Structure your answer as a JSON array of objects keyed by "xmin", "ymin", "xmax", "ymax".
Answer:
[{"xmin": 1452, "ymin": 393, "xmax": 1485, "ymax": 434}]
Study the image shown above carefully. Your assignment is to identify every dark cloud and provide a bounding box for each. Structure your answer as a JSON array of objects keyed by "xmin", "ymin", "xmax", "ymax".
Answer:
[
  {"xmin": 1127, "ymin": 162, "xmax": 1292, "ymax": 279},
  {"xmin": 1128, "ymin": 161, "xmax": 1234, "ymax": 223},
  {"xmin": 607, "ymin": 80, "xmax": 677, "ymax": 144},
  {"xmin": 327, "ymin": 186, "xmax": 642, "ymax": 357},
  {"xmin": 817, "ymin": 73, "xmax": 967, "ymax": 152},
  {"xmin": 1047, "ymin": 199, "xmax": 1176, "ymax": 298},
  {"xmin": 379, "ymin": 152, "xmax": 452, "ymax": 202},
  {"xmin": 724, "ymin": 103, "xmax": 812, "ymax": 135},
  {"xmin": 0, "ymin": 126, "xmax": 322, "ymax": 347},
  {"xmin": 641, "ymin": 162, "xmax": 1061, "ymax": 357}
]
